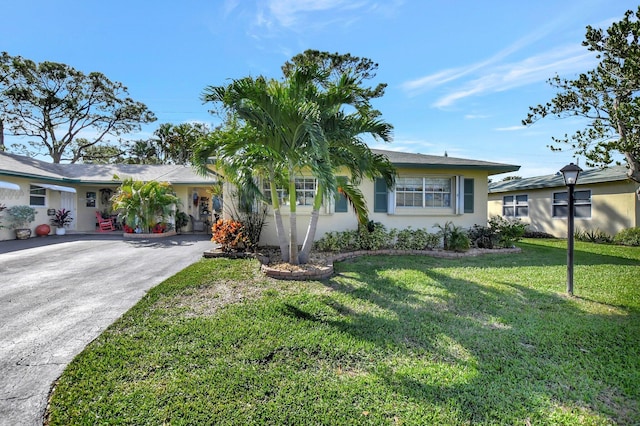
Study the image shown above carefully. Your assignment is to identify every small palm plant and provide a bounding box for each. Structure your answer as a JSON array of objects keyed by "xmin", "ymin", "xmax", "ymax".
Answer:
[{"xmin": 111, "ymin": 178, "xmax": 181, "ymax": 233}]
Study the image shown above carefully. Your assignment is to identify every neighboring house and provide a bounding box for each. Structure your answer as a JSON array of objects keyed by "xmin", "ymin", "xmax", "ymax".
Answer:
[
  {"xmin": 252, "ymin": 148, "xmax": 519, "ymax": 246},
  {"xmin": 488, "ymin": 165, "xmax": 640, "ymax": 238},
  {"xmin": 0, "ymin": 151, "xmax": 219, "ymax": 241}
]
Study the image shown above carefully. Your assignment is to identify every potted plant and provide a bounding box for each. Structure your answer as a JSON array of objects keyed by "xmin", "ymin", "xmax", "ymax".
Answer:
[
  {"xmin": 50, "ymin": 209, "xmax": 73, "ymax": 235},
  {"xmin": 6, "ymin": 205, "xmax": 37, "ymax": 239},
  {"xmin": 175, "ymin": 211, "xmax": 189, "ymax": 234}
]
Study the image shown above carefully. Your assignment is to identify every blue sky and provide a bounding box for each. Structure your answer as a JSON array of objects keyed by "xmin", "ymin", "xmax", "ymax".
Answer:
[{"xmin": 2, "ymin": 0, "xmax": 637, "ymax": 177}]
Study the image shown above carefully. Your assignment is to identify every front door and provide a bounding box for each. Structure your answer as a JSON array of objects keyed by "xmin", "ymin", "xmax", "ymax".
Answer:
[{"xmin": 60, "ymin": 191, "xmax": 76, "ymax": 230}]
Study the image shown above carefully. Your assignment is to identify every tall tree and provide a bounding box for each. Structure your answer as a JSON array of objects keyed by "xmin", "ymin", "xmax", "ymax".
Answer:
[
  {"xmin": 523, "ymin": 7, "xmax": 640, "ymax": 183},
  {"xmin": 202, "ymin": 69, "xmax": 332, "ymax": 264},
  {"xmin": 152, "ymin": 122, "xmax": 210, "ymax": 165},
  {"xmin": 0, "ymin": 53, "xmax": 156, "ymax": 163},
  {"xmin": 199, "ymin": 50, "xmax": 395, "ymax": 265}
]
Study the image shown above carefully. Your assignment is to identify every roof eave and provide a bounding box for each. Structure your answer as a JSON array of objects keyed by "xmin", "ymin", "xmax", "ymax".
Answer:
[{"xmin": 393, "ymin": 163, "xmax": 520, "ymax": 175}]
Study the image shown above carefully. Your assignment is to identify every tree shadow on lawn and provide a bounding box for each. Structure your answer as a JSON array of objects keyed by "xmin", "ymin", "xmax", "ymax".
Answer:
[
  {"xmin": 288, "ymin": 257, "xmax": 640, "ymax": 424},
  {"xmin": 431, "ymin": 240, "xmax": 640, "ymax": 269}
]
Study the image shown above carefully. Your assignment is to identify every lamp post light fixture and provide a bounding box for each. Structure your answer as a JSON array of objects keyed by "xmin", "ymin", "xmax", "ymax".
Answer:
[{"xmin": 560, "ymin": 162, "xmax": 582, "ymax": 296}]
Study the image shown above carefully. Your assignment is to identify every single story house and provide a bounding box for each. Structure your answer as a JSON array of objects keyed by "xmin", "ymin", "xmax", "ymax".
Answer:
[
  {"xmin": 1, "ymin": 149, "xmax": 520, "ymax": 243},
  {"xmin": 250, "ymin": 148, "xmax": 520, "ymax": 246},
  {"xmin": 0, "ymin": 151, "xmax": 219, "ymax": 241},
  {"xmin": 488, "ymin": 165, "xmax": 640, "ymax": 238}
]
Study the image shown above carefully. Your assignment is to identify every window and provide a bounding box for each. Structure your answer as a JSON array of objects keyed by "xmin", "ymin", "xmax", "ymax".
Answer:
[
  {"xmin": 29, "ymin": 185, "xmax": 46, "ymax": 207},
  {"xmin": 503, "ymin": 194, "xmax": 528, "ymax": 217},
  {"xmin": 395, "ymin": 177, "xmax": 451, "ymax": 208},
  {"xmin": 263, "ymin": 178, "xmax": 317, "ymax": 206},
  {"xmin": 552, "ymin": 190, "xmax": 591, "ymax": 218},
  {"xmin": 295, "ymin": 178, "xmax": 316, "ymax": 206}
]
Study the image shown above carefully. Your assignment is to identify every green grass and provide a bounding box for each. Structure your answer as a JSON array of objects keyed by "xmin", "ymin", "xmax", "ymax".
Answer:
[{"xmin": 47, "ymin": 239, "xmax": 640, "ymax": 425}]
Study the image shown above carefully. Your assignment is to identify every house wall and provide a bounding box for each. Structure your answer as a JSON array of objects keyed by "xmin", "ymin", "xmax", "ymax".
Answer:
[
  {"xmin": 488, "ymin": 180, "xmax": 638, "ymax": 238},
  {"xmin": 1, "ymin": 177, "xmax": 54, "ymax": 240},
  {"xmin": 0, "ymin": 179, "xmax": 211, "ymax": 241},
  {"xmin": 250, "ymin": 167, "xmax": 491, "ymax": 247}
]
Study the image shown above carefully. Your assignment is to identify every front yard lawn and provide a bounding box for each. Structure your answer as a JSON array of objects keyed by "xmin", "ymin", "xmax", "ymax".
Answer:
[{"xmin": 47, "ymin": 239, "xmax": 640, "ymax": 425}]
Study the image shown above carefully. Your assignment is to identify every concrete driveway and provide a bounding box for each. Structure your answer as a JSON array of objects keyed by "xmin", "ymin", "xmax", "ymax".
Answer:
[{"xmin": 0, "ymin": 233, "xmax": 214, "ymax": 426}]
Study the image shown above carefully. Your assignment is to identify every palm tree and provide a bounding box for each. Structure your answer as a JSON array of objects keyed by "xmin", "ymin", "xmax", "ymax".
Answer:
[
  {"xmin": 201, "ymin": 68, "xmax": 332, "ymax": 264},
  {"xmin": 111, "ymin": 178, "xmax": 180, "ymax": 233},
  {"xmin": 197, "ymin": 51, "xmax": 395, "ymax": 265},
  {"xmin": 298, "ymin": 113, "xmax": 395, "ymax": 263}
]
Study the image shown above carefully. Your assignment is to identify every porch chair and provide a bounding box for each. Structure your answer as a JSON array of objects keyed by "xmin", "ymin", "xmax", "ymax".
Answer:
[{"xmin": 95, "ymin": 211, "xmax": 115, "ymax": 232}]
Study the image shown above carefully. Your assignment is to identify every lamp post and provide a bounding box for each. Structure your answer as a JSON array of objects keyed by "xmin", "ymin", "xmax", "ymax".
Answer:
[{"xmin": 560, "ymin": 163, "xmax": 582, "ymax": 296}]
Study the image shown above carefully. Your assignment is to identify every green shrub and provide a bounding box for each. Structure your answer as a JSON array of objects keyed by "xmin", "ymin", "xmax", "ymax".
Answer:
[
  {"xmin": 314, "ymin": 230, "xmax": 358, "ymax": 252},
  {"xmin": 523, "ymin": 230, "xmax": 555, "ymax": 239},
  {"xmin": 394, "ymin": 227, "xmax": 440, "ymax": 250},
  {"xmin": 356, "ymin": 221, "xmax": 392, "ymax": 251},
  {"xmin": 614, "ymin": 227, "xmax": 640, "ymax": 246},
  {"xmin": 575, "ymin": 228, "xmax": 613, "ymax": 244},
  {"xmin": 467, "ymin": 224, "xmax": 499, "ymax": 249},
  {"xmin": 488, "ymin": 216, "xmax": 526, "ymax": 248}
]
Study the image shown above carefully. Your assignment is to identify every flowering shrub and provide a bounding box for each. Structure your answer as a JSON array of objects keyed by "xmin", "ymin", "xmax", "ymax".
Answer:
[{"xmin": 211, "ymin": 219, "xmax": 249, "ymax": 252}]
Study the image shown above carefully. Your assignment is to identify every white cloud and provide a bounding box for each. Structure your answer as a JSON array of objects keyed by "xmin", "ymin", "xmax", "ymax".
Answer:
[
  {"xmin": 246, "ymin": 0, "xmax": 403, "ymax": 35},
  {"xmin": 401, "ymin": 10, "xmax": 602, "ymax": 108},
  {"xmin": 431, "ymin": 45, "xmax": 596, "ymax": 108},
  {"xmin": 495, "ymin": 125, "xmax": 526, "ymax": 132}
]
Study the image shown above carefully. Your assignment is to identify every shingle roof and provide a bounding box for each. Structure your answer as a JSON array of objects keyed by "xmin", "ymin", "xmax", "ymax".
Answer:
[
  {"xmin": 0, "ymin": 148, "xmax": 520, "ymax": 184},
  {"xmin": 371, "ymin": 148, "xmax": 520, "ymax": 175},
  {"xmin": 0, "ymin": 151, "xmax": 218, "ymax": 185},
  {"xmin": 488, "ymin": 165, "xmax": 632, "ymax": 193}
]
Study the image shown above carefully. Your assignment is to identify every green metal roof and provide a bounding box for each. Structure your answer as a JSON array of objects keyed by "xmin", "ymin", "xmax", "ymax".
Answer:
[{"xmin": 488, "ymin": 165, "xmax": 632, "ymax": 193}]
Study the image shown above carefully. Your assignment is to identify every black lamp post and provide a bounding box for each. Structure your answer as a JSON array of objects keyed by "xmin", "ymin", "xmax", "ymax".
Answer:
[{"xmin": 560, "ymin": 163, "xmax": 582, "ymax": 295}]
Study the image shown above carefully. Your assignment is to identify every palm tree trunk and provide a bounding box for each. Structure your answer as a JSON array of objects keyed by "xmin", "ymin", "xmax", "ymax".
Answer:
[
  {"xmin": 269, "ymin": 180, "xmax": 290, "ymax": 262},
  {"xmin": 288, "ymin": 176, "xmax": 299, "ymax": 264},
  {"xmin": 299, "ymin": 183, "xmax": 324, "ymax": 264}
]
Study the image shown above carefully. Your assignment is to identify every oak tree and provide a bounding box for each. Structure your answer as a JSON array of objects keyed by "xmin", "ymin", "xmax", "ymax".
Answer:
[
  {"xmin": 523, "ymin": 7, "xmax": 640, "ymax": 183},
  {"xmin": 0, "ymin": 53, "xmax": 156, "ymax": 163}
]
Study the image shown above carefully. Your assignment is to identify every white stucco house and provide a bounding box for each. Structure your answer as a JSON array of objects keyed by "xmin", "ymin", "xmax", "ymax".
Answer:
[
  {"xmin": 0, "ymin": 151, "xmax": 219, "ymax": 241},
  {"xmin": 0, "ymin": 149, "xmax": 519, "ymax": 243}
]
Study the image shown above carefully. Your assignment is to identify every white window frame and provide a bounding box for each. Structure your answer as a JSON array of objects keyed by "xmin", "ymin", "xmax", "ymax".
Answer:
[
  {"xmin": 552, "ymin": 189, "xmax": 592, "ymax": 218},
  {"xmin": 263, "ymin": 178, "xmax": 317, "ymax": 207},
  {"xmin": 29, "ymin": 185, "xmax": 47, "ymax": 207},
  {"xmin": 503, "ymin": 194, "xmax": 528, "ymax": 217},
  {"xmin": 394, "ymin": 177, "xmax": 452, "ymax": 209}
]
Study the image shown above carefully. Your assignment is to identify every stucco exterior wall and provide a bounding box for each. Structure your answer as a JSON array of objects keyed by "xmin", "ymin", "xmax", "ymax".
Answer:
[
  {"xmin": 0, "ymin": 179, "xmax": 207, "ymax": 240},
  {"xmin": 252, "ymin": 168, "xmax": 492, "ymax": 246},
  {"xmin": 0, "ymin": 177, "xmax": 47, "ymax": 240},
  {"xmin": 488, "ymin": 180, "xmax": 638, "ymax": 238}
]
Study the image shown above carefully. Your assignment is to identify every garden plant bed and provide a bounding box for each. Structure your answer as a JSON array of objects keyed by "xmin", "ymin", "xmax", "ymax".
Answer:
[{"xmin": 204, "ymin": 246, "xmax": 523, "ymax": 280}]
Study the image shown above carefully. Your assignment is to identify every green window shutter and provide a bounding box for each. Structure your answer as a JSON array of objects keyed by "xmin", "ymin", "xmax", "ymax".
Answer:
[
  {"xmin": 374, "ymin": 178, "xmax": 388, "ymax": 213},
  {"xmin": 335, "ymin": 189, "xmax": 348, "ymax": 213},
  {"xmin": 463, "ymin": 178, "xmax": 474, "ymax": 213}
]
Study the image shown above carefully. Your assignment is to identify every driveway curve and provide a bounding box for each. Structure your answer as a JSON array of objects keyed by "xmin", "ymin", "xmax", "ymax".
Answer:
[{"xmin": 0, "ymin": 233, "xmax": 213, "ymax": 426}]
